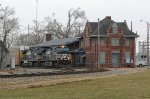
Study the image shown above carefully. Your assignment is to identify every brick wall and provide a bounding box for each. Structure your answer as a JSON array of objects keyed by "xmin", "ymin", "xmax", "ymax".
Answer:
[{"xmin": 83, "ymin": 25, "xmax": 136, "ymax": 68}]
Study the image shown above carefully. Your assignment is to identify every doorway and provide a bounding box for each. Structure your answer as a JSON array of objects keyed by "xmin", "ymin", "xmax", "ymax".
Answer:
[{"xmin": 112, "ymin": 53, "xmax": 119, "ymax": 67}]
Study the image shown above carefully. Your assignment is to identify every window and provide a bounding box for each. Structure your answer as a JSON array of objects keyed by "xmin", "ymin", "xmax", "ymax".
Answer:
[
  {"xmin": 100, "ymin": 38, "xmax": 106, "ymax": 46},
  {"xmin": 112, "ymin": 39, "xmax": 119, "ymax": 46},
  {"xmin": 125, "ymin": 52, "xmax": 130, "ymax": 59},
  {"xmin": 125, "ymin": 52, "xmax": 131, "ymax": 63},
  {"xmin": 125, "ymin": 38, "xmax": 130, "ymax": 46},
  {"xmin": 99, "ymin": 52, "xmax": 105, "ymax": 64}
]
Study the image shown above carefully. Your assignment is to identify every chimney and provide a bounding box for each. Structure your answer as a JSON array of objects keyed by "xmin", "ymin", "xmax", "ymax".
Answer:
[
  {"xmin": 105, "ymin": 16, "xmax": 111, "ymax": 20},
  {"xmin": 46, "ymin": 34, "xmax": 52, "ymax": 41},
  {"xmin": 136, "ymin": 31, "xmax": 137, "ymax": 35},
  {"xmin": 124, "ymin": 20, "xmax": 129, "ymax": 29},
  {"xmin": 124, "ymin": 20, "xmax": 126, "ymax": 23}
]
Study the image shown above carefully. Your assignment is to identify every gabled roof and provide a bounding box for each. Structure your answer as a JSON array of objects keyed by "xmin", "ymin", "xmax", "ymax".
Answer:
[
  {"xmin": 33, "ymin": 37, "xmax": 79, "ymax": 47},
  {"xmin": 117, "ymin": 22, "xmax": 138, "ymax": 37},
  {"xmin": 88, "ymin": 17, "xmax": 139, "ymax": 38},
  {"xmin": 75, "ymin": 22, "xmax": 98, "ymax": 39},
  {"xmin": 88, "ymin": 22, "xmax": 98, "ymax": 32}
]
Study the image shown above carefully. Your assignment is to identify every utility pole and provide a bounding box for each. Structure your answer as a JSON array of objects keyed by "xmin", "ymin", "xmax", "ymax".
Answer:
[
  {"xmin": 36, "ymin": 0, "xmax": 40, "ymax": 43},
  {"xmin": 78, "ymin": 24, "xmax": 84, "ymax": 35},
  {"xmin": 97, "ymin": 18, "xmax": 100, "ymax": 68},
  {"xmin": 140, "ymin": 20, "xmax": 150, "ymax": 68},
  {"xmin": 147, "ymin": 22, "xmax": 149, "ymax": 68},
  {"xmin": 36, "ymin": 0, "xmax": 38, "ymax": 28},
  {"xmin": 27, "ymin": 24, "xmax": 30, "ymax": 45}
]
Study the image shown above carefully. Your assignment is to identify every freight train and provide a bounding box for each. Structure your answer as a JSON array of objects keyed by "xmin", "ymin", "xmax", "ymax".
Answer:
[{"xmin": 19, "ymin": 46, "xmax": 71, "ymax": 67}]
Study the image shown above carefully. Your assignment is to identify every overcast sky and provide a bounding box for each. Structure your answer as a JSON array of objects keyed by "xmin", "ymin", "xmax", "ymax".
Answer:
[{"xmin": 1, "ymin": 0, "xmax": 150, "ymax": 41}]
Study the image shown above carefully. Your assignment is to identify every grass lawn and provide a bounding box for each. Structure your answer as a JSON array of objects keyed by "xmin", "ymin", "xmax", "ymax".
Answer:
[{"xmin": 1, "ymin": 70, "xmax": 150, "ymax": 99}]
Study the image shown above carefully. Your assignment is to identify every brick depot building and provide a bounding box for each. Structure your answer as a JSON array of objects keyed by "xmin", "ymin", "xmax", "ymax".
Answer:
[{"xmin": 81, "ymin": 16, "xmax": 139, "ymax": 67}]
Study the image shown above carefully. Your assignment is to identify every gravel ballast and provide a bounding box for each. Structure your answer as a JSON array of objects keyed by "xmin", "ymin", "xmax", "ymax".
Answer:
[{"xmin": 0, "ymin": 67, "xmax": 147, "ymax": 90}]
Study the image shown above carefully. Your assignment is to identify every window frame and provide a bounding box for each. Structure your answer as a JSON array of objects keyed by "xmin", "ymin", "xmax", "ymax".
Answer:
[
  {"xmin": 111, "ymin": 38, "xmax": 120, "ymax": 46},
  {"xmin": 99, "ymin": 52, "xmax": 106, "ymax": 64},
  {"xmin": 125, "ymin": 38, "xmax": 130, "ymax": 46},
  {"xmin": 100, "ymin": 38, "xmax": 107, "ymax": 46}
]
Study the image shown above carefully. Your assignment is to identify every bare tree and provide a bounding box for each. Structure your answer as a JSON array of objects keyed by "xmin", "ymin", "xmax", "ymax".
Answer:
[
  {"xmin": 30, "ymin": 20, "xmax": 45, "ymax": 44},
  {"xmin": 0, "ymin": 6, "xmax": 19, "ymax": 68},
  {"xmin": 15, "ymin": 33, "xmax": 28, "ymax": 46},
  {"xmin": 44, "ymin": 17, "xmax": 64, "ymax": 39},
  {"xmin": 65, "ymin": 8, "xmax": 86, "ymax": 37},
  {"xmin": 0, "ymin": 6, "xmax": 19, "ymax": 47},
  {"xmin": 15, "ymin": 8, "xmax": 86, "ymax": 46},
  {"xmin": 44, "ymin": 8, "xmax": 86, "ymax": 39},
  {"xmin": 15, "ymin": 21, "xmax": 45, "ymax": 46}
]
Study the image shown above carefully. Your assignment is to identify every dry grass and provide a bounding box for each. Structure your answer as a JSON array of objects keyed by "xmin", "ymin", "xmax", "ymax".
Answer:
[{"xmin": 0, "ymin": 69, "xmax": 150, "ymax": 99}]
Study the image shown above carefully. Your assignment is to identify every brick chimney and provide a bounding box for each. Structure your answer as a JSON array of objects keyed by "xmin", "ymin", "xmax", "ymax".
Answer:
[
  {"xmin": 105, "ymin": 16, "xmax": 111, "ymax": 20},
  {"xmin": 46, "ymin": 34, "xmax": 52, "ymax": 41}
]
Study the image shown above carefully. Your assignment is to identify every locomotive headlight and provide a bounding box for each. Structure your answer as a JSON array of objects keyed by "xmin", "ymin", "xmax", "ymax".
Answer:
[{"xmin": 61, "ymin": 45, "xmax": 64, "ymax": 48}]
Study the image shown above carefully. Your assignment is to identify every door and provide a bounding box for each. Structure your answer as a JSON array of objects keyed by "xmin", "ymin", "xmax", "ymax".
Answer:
[{"xmin": 112, "ymin": 53, "xmax": 119, "ymax": 67}]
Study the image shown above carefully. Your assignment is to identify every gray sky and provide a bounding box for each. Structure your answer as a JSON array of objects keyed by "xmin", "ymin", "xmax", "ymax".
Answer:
[{"xmin": 1, "ymin": 0, "xmax": 150, "ymax": 41}]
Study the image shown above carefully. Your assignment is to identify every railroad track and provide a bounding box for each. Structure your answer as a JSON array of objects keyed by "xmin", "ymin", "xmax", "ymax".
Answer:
[{"xmin": 0, "ymin": 69, "xmax": 107, "ymax": 78}]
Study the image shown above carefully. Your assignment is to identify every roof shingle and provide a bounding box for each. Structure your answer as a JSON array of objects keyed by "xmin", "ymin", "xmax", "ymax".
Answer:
[
  {"xmin": 88, "ymin": 17, "xmax": 139, "ymax": 37},
  {"xmin": 33, "ymin": 37, "xmax": 79, "ymax": 47}
]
